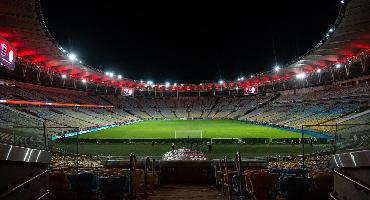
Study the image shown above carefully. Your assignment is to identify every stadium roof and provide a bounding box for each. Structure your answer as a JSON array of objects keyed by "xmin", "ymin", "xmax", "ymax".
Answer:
[
  {"xmin": 0, "ymin": 0, "xmax": 138, "ymax": 88},
  {"xmin": 0, "ymin": 0, "xmax": 369, "ymax": 90}
]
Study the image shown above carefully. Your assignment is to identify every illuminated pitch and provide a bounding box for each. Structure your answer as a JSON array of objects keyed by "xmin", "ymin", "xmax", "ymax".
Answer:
[{"xmin": 77, "ymin": 119, "xmax": 310, "ymax": 139}]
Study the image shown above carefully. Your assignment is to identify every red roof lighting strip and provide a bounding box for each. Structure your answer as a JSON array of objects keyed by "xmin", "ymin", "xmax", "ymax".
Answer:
[{"xmin": 0, "ymin": 99, "xmax": 114, "ymax": 108}]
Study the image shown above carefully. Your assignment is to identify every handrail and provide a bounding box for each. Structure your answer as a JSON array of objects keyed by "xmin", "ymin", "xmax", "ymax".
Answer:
[
  {"xmin": 235, "ymin": 152, "xmax": 247, "ymax": 200},
  {"xmin": 36, "ymin": 190, "xmax": 50, "ymax": 200},
  {"xmin": 0, "ymin": 169, "xmax": 49, "ymax": 199},
  {"xmin": 129, "ymin": 153, "xmax": 137, "ymax": 200},
  {"xmin": 223, "ymin": 156, "xmax": 233, "ymax": 200},
  {"xmin": 224, "ymin": 156, "xmax": 228, "ymax": 173},
  {"xmin": 152, "ymin": 159, "xmax": 156, "ymax": 175},
  {"xmin": 334, "ymin": 168, "xmax": 370, "ymax": 192},
  {"xmin": 144, "ymin": 157, "xmax": 152, "ymax": 199},
  {"xmin": 329, "ymin": 191, "xmax": 341, "ymax": 200}
]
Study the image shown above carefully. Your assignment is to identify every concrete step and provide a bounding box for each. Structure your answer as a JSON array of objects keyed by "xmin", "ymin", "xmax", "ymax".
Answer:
[{"xmin": 148, "ymin": 185, "xmax": 225, "ymax": 200}]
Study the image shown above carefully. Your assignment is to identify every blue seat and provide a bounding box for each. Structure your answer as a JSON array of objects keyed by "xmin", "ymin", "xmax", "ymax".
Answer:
[
  {"xmin": 67, "ymin": 172, "xmax": 96, "ymax": 199},
  {"xmin": 279, "ymin": 175, "xmax": 312, "ymax": 198},
  {"xmin": 99, "ymin": 175, "xmax": 129, "ymax": 199},
  {"xmin": 67, "ymin": 173, "xmax": 95, "ymax": 191}
]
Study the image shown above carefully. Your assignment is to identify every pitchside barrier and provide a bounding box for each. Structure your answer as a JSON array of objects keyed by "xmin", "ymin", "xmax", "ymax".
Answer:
[{"xmin": 57, "ymin": 137, "xmax": 330, "ymax": 145}]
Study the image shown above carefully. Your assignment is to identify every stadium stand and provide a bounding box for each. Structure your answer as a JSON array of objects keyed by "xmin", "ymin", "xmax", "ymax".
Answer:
[{"xmin": 0, "ymin": 0, "xmax": 370, "ymax": 199}]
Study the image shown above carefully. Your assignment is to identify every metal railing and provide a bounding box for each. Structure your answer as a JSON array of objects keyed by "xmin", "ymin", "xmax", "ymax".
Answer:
[
  {"xmin": 333, "ymin": 168, "xmax": 370, "ymax": 192},
  {"xmin": 330, "ymin": 168, "xmax": 370, "ymax": 200},
  {"xmin": 35, "ymin": 190, "xmax": 50, "ymax": 200},
  {"xmin": 0, "ymin": 169, "xmax": 49, "ymax": 199}
]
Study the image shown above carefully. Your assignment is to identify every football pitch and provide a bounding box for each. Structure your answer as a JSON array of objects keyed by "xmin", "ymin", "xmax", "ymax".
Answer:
[{"xmin": 77, "ymin": 119, "xmax": 307, "ymax": 139}]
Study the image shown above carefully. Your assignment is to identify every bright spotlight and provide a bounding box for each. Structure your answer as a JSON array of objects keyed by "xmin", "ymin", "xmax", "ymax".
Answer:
[
  {"xmin": 61, "ymin": 74, "xmax": 67, "ymax": 79},
  {"xmin": 219, "ymin": 80, "xmax": 224, "ymax": 84},
  {"xmin": 237, "ymin": 78, "xmax": 241, "ymax": 81},
  {"xmin": 117, "ymin": 75, "xmax": 122, "ymax": 79},
  {"xmin": 274, "ymin": 66, "xmax": 281, "ymax": 72},
  {"xmin": 240, "ymin": 77, "xmax": 244, "ymax": 81},
  {"xmin": 341, "ymin": 0, "xmax": 345, "ymax": 4},
  {"xmin": 250, "ymin": 75, "xmax": 254, "ymax": 78},
  {"xmin": 296, "ymin": 73, "xmax": 306, "ymax": 79},
  {"xmin": 174, "ymin": 83, "xmax": 177, "ymax": 86},
  {"xmin": 147, "ymin": 81, "xmax": 153, "ymax": 85},
  {"xmin": 105, "ymin": 71, "xmax": 110, "ymax": 76},
  {"xmin": 109, "ymin": 72, "xmax": 114, "ymax": 77},
  {"xmin": 165, "ymin": 82, "xmax": 170, "ymax": 87},
  {"xmin": 329, "ymin": 28, "xmax": 334, "ymax": 33},
  {"xmin": 335, "ymin": 63, "xmax": 342, "ymax": 69},
  {"xmin": 316, "ymin": 68, "xmax": 322, "ymax": 73},
  {"xmin": 81, "ymin": 79, "xmax": 87, "ymax": 83},
  {"xmin": 68, "ymin": 53, "xmax": 77, "ymax": 61}
]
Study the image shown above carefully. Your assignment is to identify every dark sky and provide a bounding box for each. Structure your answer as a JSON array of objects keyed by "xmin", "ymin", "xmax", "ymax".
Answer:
[{"xmin": 41, "ymin": 1, "xmax": 341, "ymax": 83}]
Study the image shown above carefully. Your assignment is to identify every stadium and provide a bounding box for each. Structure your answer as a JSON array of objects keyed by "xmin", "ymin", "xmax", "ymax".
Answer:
[{"xmin": 0, "ymin": 0, "xmax": 369, "ymax": 199}]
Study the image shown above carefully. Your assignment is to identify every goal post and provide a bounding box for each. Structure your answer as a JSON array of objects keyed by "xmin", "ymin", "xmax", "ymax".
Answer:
[{"xmin": 174, "ymin": 130, "xmax": 203, "ymax": 139}]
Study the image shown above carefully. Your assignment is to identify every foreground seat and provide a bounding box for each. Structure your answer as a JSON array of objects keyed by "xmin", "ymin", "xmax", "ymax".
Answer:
[
  {"xmin": 99, "ymin": 175, "xmax": 129, "ymax": 200},
  {"xmin": 250, "ymin": 172, "xmax": 280, "ymax": 200}
]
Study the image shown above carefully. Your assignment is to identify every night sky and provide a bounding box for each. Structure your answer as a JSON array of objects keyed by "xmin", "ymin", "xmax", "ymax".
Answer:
[{"xmin": 41, "ymin": 1, "xmax": 341, "ymax": 84}]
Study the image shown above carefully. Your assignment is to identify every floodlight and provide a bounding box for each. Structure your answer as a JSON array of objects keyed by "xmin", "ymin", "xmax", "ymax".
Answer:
[
  {"xmin": 274, "ymin": 66, "xmax": 281, "ymax": 72},
  {"xmin": 68, "ymin": 53, "xmax": 77, "ymax": 61},
  {"xmin": 296, "ymin": 73, "xmax": 306, "ymax": 79}
]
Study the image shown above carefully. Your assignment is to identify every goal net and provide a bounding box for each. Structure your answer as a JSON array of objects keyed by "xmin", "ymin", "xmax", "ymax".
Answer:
[{"xmin": 174, "ymin": 130, "xmax": 203, "ymax": 139}]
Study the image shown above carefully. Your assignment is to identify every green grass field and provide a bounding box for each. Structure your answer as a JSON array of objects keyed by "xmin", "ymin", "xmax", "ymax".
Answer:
[
  {"xmin": 78, "ymin": 119, "xmax": 306, "ymax": 139},
  {"xmin": 56, "ymin": 120, "xmax": 325, "ymax": 159}
]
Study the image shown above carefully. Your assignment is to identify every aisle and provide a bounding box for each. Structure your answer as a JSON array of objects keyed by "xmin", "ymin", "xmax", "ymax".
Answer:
[{"xmin": 148, "ymin": 185, "xmax": 225, "ymax": 200}]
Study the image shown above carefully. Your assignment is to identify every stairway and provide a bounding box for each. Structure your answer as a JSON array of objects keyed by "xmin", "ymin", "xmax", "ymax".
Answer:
[
  {"xmin": 243, "ymin": 93, "xmax": 281, "ymax": 116},
  {"xmin": 148, "ymin": 185, "xmax": 224, "ymax": 200}
]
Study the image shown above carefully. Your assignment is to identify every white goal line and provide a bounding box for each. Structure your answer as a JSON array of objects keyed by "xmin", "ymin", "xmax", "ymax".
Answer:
[{"xmin": 174, "ymin": 130, "xmax": 203, "ymax": 139}]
